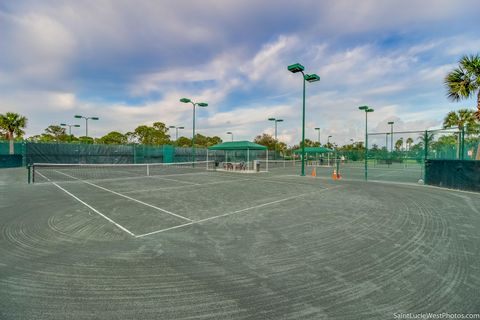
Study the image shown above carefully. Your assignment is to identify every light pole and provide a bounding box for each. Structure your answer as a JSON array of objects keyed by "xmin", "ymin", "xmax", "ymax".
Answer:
[
  {"xmin": 268, "ymin": 118, "xmax": 284, "ymax": 159},
  {"xmin": 288, "ymin": 63, "xmax": 320, "ymax": 176},
  {"xmin": 180, "ymin": 98, "xmax": 208, "ymax": 163},
  {"xmin": 169, "ymin": 125, "xmax": 184, "ymax": 141},
  {"xmin": 226, "ymin": 131, "xmax": 233, "ymax": 142},
  {"xmin": 74, "ymin": 115, "xmax": 99, "ymax": 137},
  {"xmin": 327, "ymin": 135, "xmax": 332, "ymax": 146},
  {"xmin": 314, "ymin": 127, "xmax": 321, "ymax": 145},
  {"xmin": 388, "ymin": 121, "xmax": 394, "ymax": 152},
  {"xmin": 359, "ymin": 106, "xmax": 374, "ymax": 181},
  {"xmin": 60, "ymin": 123, "xmax": 80, "ymax": 136}
]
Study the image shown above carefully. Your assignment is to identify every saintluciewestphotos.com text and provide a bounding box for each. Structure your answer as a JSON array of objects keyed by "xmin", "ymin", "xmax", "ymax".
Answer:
[{"xmin": 394, "ymin": 313, "xmax": 480, "ymax": 319}]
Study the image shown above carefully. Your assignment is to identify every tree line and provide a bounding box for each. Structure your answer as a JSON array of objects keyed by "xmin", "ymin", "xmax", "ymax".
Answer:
[{"xmin": 24, "ymin": 122, "xmax": 222, "ymax": 148}]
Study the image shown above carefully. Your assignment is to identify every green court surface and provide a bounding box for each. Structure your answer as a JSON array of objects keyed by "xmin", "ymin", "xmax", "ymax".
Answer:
[{"xmin": 1, "ymin": 166, "xmax": 479, "ymax": 319}]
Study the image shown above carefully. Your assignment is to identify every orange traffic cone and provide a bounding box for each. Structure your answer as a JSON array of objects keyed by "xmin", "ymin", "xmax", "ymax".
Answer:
[
  {"xmin": 332, "ymin": 169, "xmax": 337, "ymax": 180},
  {"xmin": 311, "ymin": 167, "xmax": 316, "ymax": 177}
]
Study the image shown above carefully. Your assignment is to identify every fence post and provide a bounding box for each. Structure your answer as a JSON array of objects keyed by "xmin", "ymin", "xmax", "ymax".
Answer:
[
  {"xmin": 424, "ymin": 130, "xmax": 429, "ymax": 161},
  {"xmin": 423, "ymin": 130, "xmax": 429, "ymax": 183},
  {"xmin": 460, "ymin": 127, "xmax": 465, "ymax": 160}
]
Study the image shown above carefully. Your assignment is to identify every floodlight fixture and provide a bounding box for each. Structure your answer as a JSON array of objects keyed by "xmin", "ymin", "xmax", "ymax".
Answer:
[
  {"xmin": 304, "ymin": 74, "xmax": 320, "ymax": 83},
  {"xmin": 180, "ymin": 98, "xmax": 208, "ymax": 163},
  {"xmin": 287, "ymin": 63, "xmax": 305, "ymax": 73},
  {"xmin": 287, "ymin": 62, "xmax": 320, "ymax": 176},
  {"xmin": 358, "ymin": 106, "xmax": 374, "ymax": 180},
  {"xmin": 73, "ymin": 115, "xmax": 99, "ymax": 137}
]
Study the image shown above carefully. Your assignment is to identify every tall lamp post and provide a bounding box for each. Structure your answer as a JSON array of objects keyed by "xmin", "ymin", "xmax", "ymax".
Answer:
[
  {"xmin": 226, "ymin": 131, "xmax": 233, "ymax": 142},
  {"xmin": 268, "ymin": 118, "xmax": 283, "ymax": 159},
  {"xmin": 169, "ymin": 125, "xmax": 184, "ymax": 141},
  {"xmin": 74, "ymin": 115, "xmax": 99, "ymax": 137},
  {"xmin": 388, "ymin": 121, "xmax": 394, "ymax": 152},
  {"xmin": 180, "ymin": 98, "xmax": 208, "ymax": 163},
  {"xmin": 327, "ymin": 135, "xmax": 332, "ymax": 146},
  {"xmin": 288, "ymin": 63, "xmax": 320, "ymax": 176},
  {"xmin": 60, "ymin": 123, "xmax": 80, "ymax": 136},
  {"xmin": 359, "ymin": 106, "xmax": 374, "ymax": 181},
  {"xmin": 314, "ymin": 127, "xmax": 321, "ymax": 145}
]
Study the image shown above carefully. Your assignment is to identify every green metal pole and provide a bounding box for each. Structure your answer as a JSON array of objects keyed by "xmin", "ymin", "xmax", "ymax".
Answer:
[
  {"xmin": 274, "ymin": 120, "xmax": 277, "ymax": 160},
  {"xmin": 390, "ymin": 124, "xmax": 393, "ymax": 153},
  {"xmin": 364, "ymin": 112, "xmax": 368, "ymax": 181},
  {"xmin": 301, "ymin": 76, "xmax": 306, "ymax": 176},
  {"xmin": 27, "ymin": 164, "xmax": 31, "ymax": 184},
  {"xmin": 423, "ymin": 130, "xmax": 428, "ymax": 183},
  {"xmin": 460, "ymin": 127, "xmax": 465, "ymax": 160},
  {"xmin": 192, "ymin": 102, "xmax": 196, "ymax": 164}
]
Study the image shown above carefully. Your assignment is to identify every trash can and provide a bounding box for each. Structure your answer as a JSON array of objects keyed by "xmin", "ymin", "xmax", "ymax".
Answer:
[{"xmin": 254, "ymin": 160, "xmax": 261, "ymax": 172}]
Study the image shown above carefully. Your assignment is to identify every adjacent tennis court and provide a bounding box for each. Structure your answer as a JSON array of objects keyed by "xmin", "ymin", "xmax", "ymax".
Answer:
[{"xmin": 1, "ymin": 164, "xmax": 479, "ymax": 319}]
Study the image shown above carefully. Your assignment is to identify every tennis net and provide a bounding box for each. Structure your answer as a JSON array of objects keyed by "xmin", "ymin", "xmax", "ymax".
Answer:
[{"xmin": 30, "ymin": 161, "xmax": 214, "ymax": 183}]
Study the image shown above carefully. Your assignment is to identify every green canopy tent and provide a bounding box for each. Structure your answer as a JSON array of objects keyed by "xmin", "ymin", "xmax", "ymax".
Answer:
[{"xmin": 207, "ymin": 141, "xmax": 268, "ymax": 172}]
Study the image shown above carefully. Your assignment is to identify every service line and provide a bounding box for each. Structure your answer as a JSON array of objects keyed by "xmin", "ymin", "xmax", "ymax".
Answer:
[{"xmin": 135, "ymin": 185, "xmax": 342, "ymax": 238}]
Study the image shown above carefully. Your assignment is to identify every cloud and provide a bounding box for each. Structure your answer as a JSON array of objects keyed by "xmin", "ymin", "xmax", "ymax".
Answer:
[
  {"xmin": 0, "ymin": 11, "xmax": 75, "ymax": 84},
  {"xmin": 1, "ymin": 0, "xmax": 479, "ymax": 146}
]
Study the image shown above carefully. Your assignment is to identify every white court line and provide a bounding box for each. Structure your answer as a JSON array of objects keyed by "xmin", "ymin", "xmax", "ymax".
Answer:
[
  {"xmin": 53, "ymin": 171, "xmax": 193, "ymax": 222},
  {"xmin": 123, "ymin": 178, "xmax": 251, "ymax": 194},
  {"xmin": 149, "ymin": 175, "xmax": 201, "ymax": 185},
  {"xmin": 135, "ymin": 185, "xmax": 342, "ymax": 238},
  {"xmin": 36, "ymin": 171, "xmax": 135, "ymax": 236}
]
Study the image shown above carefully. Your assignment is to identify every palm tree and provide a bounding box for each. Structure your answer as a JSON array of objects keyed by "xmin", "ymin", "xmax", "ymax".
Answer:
[
  {"xmin": 443, "ymin": 109, "xmax": 477, "ymax": 133},
  {"xmin": 443, "ymin": 109, "xmax": 480, "ymax": 159},
  {"xmin": 445, "ymin": 54, "xmax": 480, "ymax": 119},
  {"xmin": 0, "ymin": 112, "xmax": 27, "ymax": 155},
  {"xmin": 406, "ymin": 137, "xmax": 414, "ymax": 151},
  {"xmin": 395, "ymin": 138, "xmax": 404, "ymax": 151}
]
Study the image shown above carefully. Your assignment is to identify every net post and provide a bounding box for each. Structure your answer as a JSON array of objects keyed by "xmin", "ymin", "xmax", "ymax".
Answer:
[
  {"xmin": 146, "ymin": 163, "xmax": 150, "ymax": 176},
  {"xmin": 32, "ymin": 164, "xmax": 35, "ymax": 183},
  {"xmin": 206, "ymin": 149, "xmax": 209, "ymax": 170},
  {"xmin": 27, "ymin": 164, "xmax": 31, "ymax": 184},
  {"xmin": 266, "ymin": 150, "xmax": 269, "ymax": 172},
  {"xmin": 133, "ymin": 144, "xmax": 136, "ymax": 164}
]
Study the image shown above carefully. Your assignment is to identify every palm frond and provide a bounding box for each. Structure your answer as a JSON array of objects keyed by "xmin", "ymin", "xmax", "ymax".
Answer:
[
  {"xmin": 460, "ymin": 54, "xmax": 480, "ymax": 79},
  {"xmin": 444, "ymin": 67, "xmax": 474, "ymax": 101}
]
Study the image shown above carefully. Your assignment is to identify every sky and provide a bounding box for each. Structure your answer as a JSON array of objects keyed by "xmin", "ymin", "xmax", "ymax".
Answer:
[{"xmin": 1, "ymin": 0, "xmax": 479, "ymax": 147}]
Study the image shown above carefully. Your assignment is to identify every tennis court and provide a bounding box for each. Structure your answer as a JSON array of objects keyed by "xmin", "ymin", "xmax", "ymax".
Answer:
[{"xmin": 1, "ymin": 163, "xmax": 479, "ymax": 319}]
